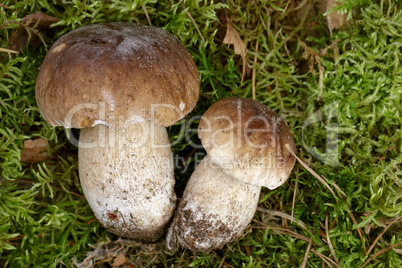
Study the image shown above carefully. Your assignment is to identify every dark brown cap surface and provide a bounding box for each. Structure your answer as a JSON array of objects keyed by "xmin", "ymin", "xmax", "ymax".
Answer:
[
  {"xmin": 36, "ymin": 22, "xmax": 199, "ymax": 128},
  {"xmin": 198, "ymin": 97, "xmax": 296, "ymax": 189}
]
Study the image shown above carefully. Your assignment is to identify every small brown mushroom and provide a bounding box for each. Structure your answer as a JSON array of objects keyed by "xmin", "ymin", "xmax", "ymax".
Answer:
[
  {"xmin": 35, "ymin": 23, "xmax": 199, "ymax": 242},
  {"xmin": 167, "ymin": 97, "xmax": 295, "ymax": 252},
  {"xmin": 199, "ymin": 97, "xmax": 296, "ymax": 189}
]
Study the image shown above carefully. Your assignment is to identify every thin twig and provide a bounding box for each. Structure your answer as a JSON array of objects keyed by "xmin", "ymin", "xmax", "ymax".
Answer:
[
  {"xmin": 180, "ymin": 2, "xmax": 205, "ymax": 43},
  {"xmin": 325, "ymin": 216, "xmax": 339, "ymax": 264},
  {"xmin": 322, "ymin": 260, "xmax": 332, "ymax": 268},
  {"xmin": 0, "ymin": 47, "xmax": 19, "ymax": 54},
  {"xmin": 291, "ymin": 164, "xmax": 300, "ymax": 222},
  {"xmin": 285, "ymin": 144, "xmax": 337, "ymax": 199},
  {"xmin": 365, "ymin": 216, "xmax": 402, "ymax": 257},
  {"xmin": 301, "ymin": 237, "xmax": 313, "ymax": 268},
  {"xmin": 362, "ymin": 241, "xmax": 402, "ymax": 268},
  {"xmin": 251, "ymin": 38, "xmax": 259, "ymax": 100},
  {"xmin": 257, "ymin": 207, "xmax": 309, "ymax": 231},
  {"xmin": 142, "ymin": 5, "xmax": 152, "ymax": 26}
]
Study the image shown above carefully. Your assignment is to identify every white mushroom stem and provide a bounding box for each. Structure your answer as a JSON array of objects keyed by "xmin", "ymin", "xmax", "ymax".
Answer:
[
  {"xmin": 78, "ymin": 120, "xmax": 176, "ymax": 242},
  {"xmin": 167, "ymin": 155, "xmax": 260, "ymax": 252}
]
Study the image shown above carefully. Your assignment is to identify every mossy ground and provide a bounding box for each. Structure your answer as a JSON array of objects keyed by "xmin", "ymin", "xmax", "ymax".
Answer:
[{"xmin": 0, "ymin": 0, "xmax": 401, "ymax": 267}]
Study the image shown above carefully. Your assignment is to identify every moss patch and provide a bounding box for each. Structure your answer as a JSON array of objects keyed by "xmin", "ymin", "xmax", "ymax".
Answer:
[{"xmin": 0, "ymin": 0, "xmax": 401, "ymax": 267}]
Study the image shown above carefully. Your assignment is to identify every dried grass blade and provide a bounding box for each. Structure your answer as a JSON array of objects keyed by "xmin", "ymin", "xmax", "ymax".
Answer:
[
  {"xmin": 325, "ymin": 216, "xmax": 339, "ymax": 264},
  {"xmin": 362, "ymin": 241, "xmax": 402, "ymax": 268},
  {"xmin": 252, "ymin": 39, "xmax": 259, "ymax": 100},
  {"xmin": 291, "ymin": 164, "xmax": 300, "ymax": 222},
  {"xmin": 0, "ymin": 47, "xmax": 19, "ymax": 54},
  {"xmin": 142, "ymin": 5, "xmax": 152, "ymax": 26},
  {"xmin": 257, "ymin": 207, "xmax": 308, "ymax": 231}
]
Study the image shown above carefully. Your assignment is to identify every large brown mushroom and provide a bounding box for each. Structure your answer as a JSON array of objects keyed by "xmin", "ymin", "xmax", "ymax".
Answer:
[
  {"xmin": 35, "ymin": 23, "xmax": 199, "ymax": 242},
  {"xmin": 167, "ymin": 97, "xmax": 295, "ymax": 252}
]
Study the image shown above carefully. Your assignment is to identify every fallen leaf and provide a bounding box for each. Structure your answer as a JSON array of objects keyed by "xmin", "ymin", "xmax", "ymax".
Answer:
[
  {"xmin": 21, "ymin": 138, "xmax": 48, "ymax": 163},
  {"xmin": 326, "ymin": 0, "xmax": 347, "ymax": 35},
  {"xmin": 111, "ymin": 253, "xmax": 127, "ymax": 267},
  {"xmin": 7, "ymin": 12, "xmax": 59, "ymax": 53},
  {"xmin": 21, "ymin": 12, "xmax": 58, "ymax": 25},
  {"xmin": 223, "ymin": 20, "xmax": 248, "ymax": 82}
]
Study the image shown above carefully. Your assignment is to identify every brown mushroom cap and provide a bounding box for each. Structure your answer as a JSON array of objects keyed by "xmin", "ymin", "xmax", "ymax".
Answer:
[
  {"xmin": 35, "ymin": 22, "xmax": 199, "ymax": 128},
  {"xmin": 198, "ymin": 97, "xmax": 296, "ymax": 189}
]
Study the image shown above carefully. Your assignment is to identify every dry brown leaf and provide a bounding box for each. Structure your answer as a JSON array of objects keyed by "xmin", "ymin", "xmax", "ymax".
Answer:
[
  {"xmin": 7, "ymin": 11, "xmax": 59, "ymax": 53},
  {"xmin": 326, "ymin": 0, "xmax": 347, "ymax": 35},
  {"xmin": 21, "ymin": 11, "xmax": 59, "ymax": 28},
  {"xmin": 111, "ymin": 253, "xmax": 128, "ymax": 267},
  {"xmin": 223, "ymin": 20, "xmax": 248, "ymax": 82},
  {"xmin": 21, "ymin": 138, "xmax": 48, "ymax": 163}
]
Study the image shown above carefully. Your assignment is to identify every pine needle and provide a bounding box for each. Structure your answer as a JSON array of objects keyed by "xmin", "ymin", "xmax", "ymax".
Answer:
[
  {"xmin": 345, "ymin": 202, "xmax": 367, "ymax": 253},
  {"xmin": 257, "ymin": 207, "xmax": 309, "ymax": 231},
  {"xmin": 291, "ymin": 164, "xmax": 300, "ymax": 222},
  {"xmin": 253, "ymin": 221, "xmax": 311, "ymax": 243},
  {"xmin": 362, "ymin": 241, "xmax": 402, "ymax": 268},
  {"xmin": 325, "ymin": 216, "xmax": 339, "ymax": 264},
  {"xmin": 181, "ymin": 2, "xmax": 205, "ymax": 44},
  {"xmin": 311, "ymin": 249, "xmax": 339, "ymax": 268},
  {"xmin": 301, "ymin": 237, "xmax": 313, "ymax": 268},
  {"xmin": 365, "ymin": 216, "xmax": 402, "ymax": 258},
  {"xmin": 251, "ymin": 38, "xmax": 259, "ymax": 100},
  {"xmin": 285, "ymin": 144, "xmax": 337, "ymax": 199},
  {"xmin": 218, "ymin": 247, "xmax": 229, "ymax": 268},
  {"xmin": 142, "ymin": 5, "xmax": 152, "ymax": 26}
]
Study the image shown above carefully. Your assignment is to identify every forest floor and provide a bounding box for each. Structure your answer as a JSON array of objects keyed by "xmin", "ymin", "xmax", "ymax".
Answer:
[{"xmin": 0, "ymin": 0, "xmax": 401, "ymax": 267}]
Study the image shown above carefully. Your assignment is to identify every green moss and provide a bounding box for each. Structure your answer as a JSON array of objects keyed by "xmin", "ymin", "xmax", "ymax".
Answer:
[{"xmin": 0, "ymin": 0, "xmax": 401, "ymax": 267}]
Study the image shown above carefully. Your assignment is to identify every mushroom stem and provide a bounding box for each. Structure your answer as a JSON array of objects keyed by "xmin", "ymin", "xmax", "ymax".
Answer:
[
  {"xmin": 167, "ymin": 155, "xmax": 260, "ymax": 252},
  {"xmin": 78, "ymin": 121, "xmax": 176, "ymax": 242}
]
